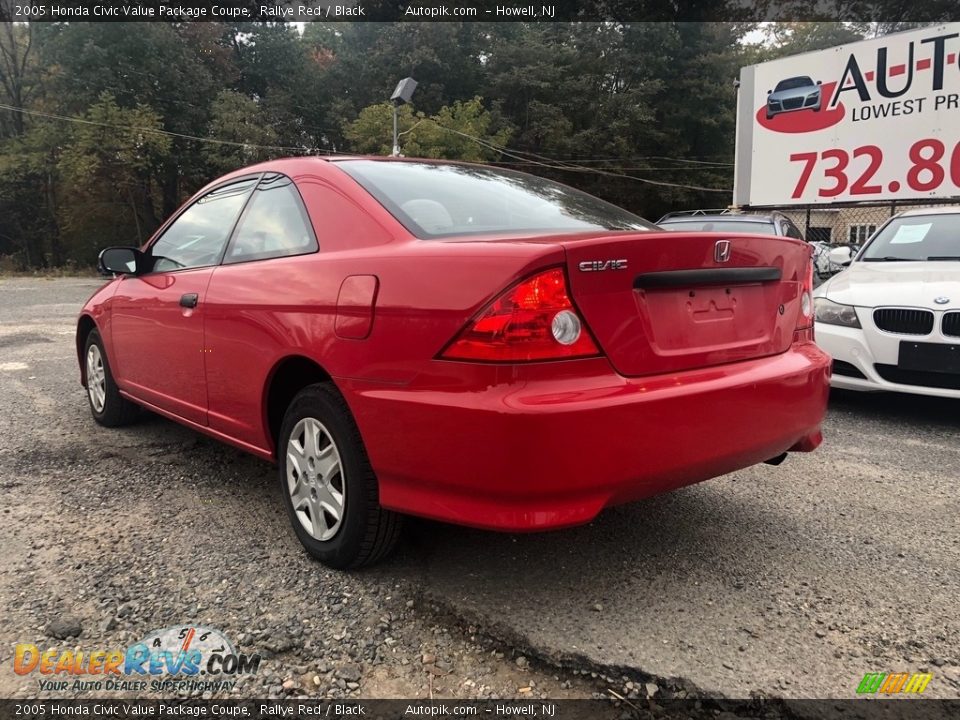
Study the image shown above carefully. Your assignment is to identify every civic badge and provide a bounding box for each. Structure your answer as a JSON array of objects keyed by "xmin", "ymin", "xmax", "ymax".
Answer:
[
  {"xmin": 934, "ymin": 297, "xmax": 950, "ymax": 305},
  {"xmin": 714, "ymin": 240, "xmax": 731, "ymax": 263}
]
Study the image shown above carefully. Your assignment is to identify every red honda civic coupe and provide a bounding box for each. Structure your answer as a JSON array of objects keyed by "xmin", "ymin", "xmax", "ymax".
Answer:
[{"xmin": 78, "ymin": 157, "xmax": 830, "ymax": 568}]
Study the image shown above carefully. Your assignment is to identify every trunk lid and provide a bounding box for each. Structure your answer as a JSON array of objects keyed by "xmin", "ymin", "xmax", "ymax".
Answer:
[{"xmin": 556, "ymin": 231, "xmax": 809, "ymax": 376}]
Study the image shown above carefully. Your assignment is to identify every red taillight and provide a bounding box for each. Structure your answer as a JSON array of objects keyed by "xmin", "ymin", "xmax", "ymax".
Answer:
[
  {"xmin": 796, "ymin": 253, "xmax": 814, "ymax": 333},
  {"xmin": 440, "ymin": 268, "xmax": 601, "ymax": 362}
]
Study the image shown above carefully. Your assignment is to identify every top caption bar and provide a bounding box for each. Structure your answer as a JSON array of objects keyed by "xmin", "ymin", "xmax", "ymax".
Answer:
[{"xmin": 2, "ymin": 0, "xmax": 958, "ymax": 22}]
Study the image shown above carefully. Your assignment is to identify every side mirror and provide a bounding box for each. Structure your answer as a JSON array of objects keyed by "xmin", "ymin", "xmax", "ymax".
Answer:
[
  {"xmin": 767, "ymin": 89, "xmax": 772, "ymax": 95},
  {"xmin": 816, "ymin": 80, "xmax": 823, "ymax": 85},
  {"xmin": 98, "ymin": 247, "xmax": 142, "ymax": 276},
  {"xmin": 828, "ymin": 246, "xmax": 853, "ymax": 267}
]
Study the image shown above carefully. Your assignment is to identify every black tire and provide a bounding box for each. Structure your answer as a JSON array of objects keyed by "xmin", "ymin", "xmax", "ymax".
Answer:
[
  {"xmin": 84, "ymin": 329, "xmax": 140, "ymax": 427},
  {"xmin": 278, "ymin": 382, "xmax": 402, "ymax": 568}
]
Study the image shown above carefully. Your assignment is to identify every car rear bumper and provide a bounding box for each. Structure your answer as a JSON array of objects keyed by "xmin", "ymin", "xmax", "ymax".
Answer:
[
  {"xmin": 816, "ymin": 321, "xmax": 960, "ymax": 399},
  {"xmin": 339, "ymin": 342, "xmax": 830, "ymax": 531}
]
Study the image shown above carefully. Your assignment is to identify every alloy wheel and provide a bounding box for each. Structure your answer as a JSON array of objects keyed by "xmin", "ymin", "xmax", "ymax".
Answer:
[
  {"xmin": 286, "ymin": 417, "xmax": 345, "ymax": 541},
  {"xmin": 86, "ymin": 344, "xmax": 107, "ymax": 413}
]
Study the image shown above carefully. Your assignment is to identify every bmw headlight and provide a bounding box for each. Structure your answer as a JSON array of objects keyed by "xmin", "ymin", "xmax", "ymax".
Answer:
[{"xmin": 814, "ymin": 298, "xmax": 861, "ymax": 328}]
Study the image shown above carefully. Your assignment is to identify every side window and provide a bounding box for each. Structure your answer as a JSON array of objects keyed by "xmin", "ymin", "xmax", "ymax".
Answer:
[
  {"xmin": 783, "ymin": 221, "xmax": 803, "ymax": 240},
  {"xmin": 224, "ymin": 174, "xmax": 318, "ymax": 264},
  {"xmin": 148, "ymin": 178, "xmax": 257, "ymax": 273}
]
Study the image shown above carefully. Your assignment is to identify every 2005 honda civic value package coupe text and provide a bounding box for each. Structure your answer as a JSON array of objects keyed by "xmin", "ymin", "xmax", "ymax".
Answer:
[{"xmin": 78, "ymin": 158, "xmax": 830, "ymax": 568}]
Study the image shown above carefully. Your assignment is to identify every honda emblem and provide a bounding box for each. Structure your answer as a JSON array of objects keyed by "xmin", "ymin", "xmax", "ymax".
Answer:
[{"xmin": 714, "ymin": 240, "xmax": 731, "ymax": 263}]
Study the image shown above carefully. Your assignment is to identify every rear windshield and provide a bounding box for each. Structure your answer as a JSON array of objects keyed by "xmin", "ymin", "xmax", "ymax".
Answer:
[
  {"xmin": 337, "ymin": 160, "xmax": 655, "ymax": 239},
  {"xmin": 659, "ymin": 219, "xmax": 777, "ymax": 235}
]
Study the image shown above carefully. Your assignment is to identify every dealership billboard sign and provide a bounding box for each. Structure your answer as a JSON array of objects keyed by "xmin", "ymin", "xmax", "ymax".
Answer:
[{"xmin": 734, "ymin": 23, "xmax": 960, "ymax": 207}]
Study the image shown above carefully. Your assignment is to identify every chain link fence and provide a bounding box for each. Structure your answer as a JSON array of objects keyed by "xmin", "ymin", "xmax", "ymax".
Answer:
[
  {"xmin": 739, "ymin": 198, "xmax": 960, "ymax": 285},
  {"xmin": 742, "ymin": 198, "xmax": 960, "ymax": 247}
]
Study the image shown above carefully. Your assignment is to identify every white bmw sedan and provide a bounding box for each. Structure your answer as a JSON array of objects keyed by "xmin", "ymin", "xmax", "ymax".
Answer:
[{"xmin": 814, "ymin": 207, "xmax": 960, "ymax": 399}]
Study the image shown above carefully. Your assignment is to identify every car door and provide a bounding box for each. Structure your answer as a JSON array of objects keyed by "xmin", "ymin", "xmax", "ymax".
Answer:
[
  {"xmin": 110, "ymin": 177, "xmax": 259, "ymax": 424},
  {"xmin": 202, "ymin": 174, "xmax": 321, "ymax": 446}
]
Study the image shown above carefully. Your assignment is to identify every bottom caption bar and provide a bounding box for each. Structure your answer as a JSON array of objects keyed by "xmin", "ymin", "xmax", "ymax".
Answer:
[
  {"xmin": 4, "ymin": 699, "xmax": 960, "ymax": 720},
  {"xmin": 5, "ymin": 701, "xmax": 621, "ymax": 720}
]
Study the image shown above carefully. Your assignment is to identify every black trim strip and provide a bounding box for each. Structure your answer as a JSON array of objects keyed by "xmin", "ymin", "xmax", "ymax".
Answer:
[{"xmin": 634, "ymin": 267, "xmax": 781, "ymax": 290}]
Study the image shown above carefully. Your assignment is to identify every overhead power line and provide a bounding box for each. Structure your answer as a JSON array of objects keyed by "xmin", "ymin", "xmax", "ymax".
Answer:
[
  {"xmin": 523, "ymin": 156, "xmax": 735, "ymax": 166},
  {"xmin": 0, "ymin": 102, "xmax": 733, "ymax": 193},
  {"xmin": 0, "ymin": 102, "xmax": 337, "ymax": 155},
  {"xmin": 494, "ymin": 160, "xmax": 731, "ymax": 172},
  {"xmin": 430, "ymin": 124, "xmax": 733, "ymax": 193}
]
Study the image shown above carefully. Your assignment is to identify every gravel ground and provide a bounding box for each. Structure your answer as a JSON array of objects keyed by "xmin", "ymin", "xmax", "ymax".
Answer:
[
  {"xmin": 0, "ymin": 277, "xmax": 957, "ymax": 708},
  {"xmin": 395, "ymin": 391, "xmax": 960, "ymax": 700}
]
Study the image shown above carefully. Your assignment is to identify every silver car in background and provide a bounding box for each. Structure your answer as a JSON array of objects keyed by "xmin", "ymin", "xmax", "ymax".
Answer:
[
  {"xmin": 657, "ymin": 210, "xmax": 804, "ymax": 239},
  {"xmin": 658, "ymin": 210, "xmax": 835, "ymax": 286}
]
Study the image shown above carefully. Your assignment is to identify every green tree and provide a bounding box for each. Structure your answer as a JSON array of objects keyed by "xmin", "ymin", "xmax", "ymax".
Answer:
[
  {"xmin": 344, "ymin": 102, "xmax": 415, "ymax": 156},
  {"xmin": 304, "ymin": 22, "xmax": 488, "ymax": 151},
  {"xmin": 0, "ymin": 20, "xmax": 793, "ymax": 268},
  {"xmin": 763, "ymin": 22, "xmax": 866, "ymax": 57},
  {"xmin": 0, "ymin": 22, "xmax": 36, "ymax": 137},
  {"xmin": 344, "ymin": 97, "xmax": 511, "ymax": 161},
  {"xmin": 40, "ymin": 23, "xmax": 218, "ymax": 215},
  {"xmin": 56, "ymin": 93, "xmax": 172, "ymax": 263},
  {"xmin": 203, "ymin": 90, "xmax": 281, "ymax": 174},
  {"xmin": 482, "ymin": 22, "xmax": 746, "ymax": 216},
  {"xmin": 0, "ymin": 122, "xmax": 63, "ymax": 266},
  {"xmin": 403, "ymin": 98, "xmax": 512, "ymax": 162}
]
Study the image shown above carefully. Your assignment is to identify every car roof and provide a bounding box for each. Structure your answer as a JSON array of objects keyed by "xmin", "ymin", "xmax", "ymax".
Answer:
[
  {"xmin": 660, "ymin": 215, "xmax": 775, "ymax": 223},
  {"xmin": 199, "ymin": 155, "xmax": 534, "ymax": 196},
  {"xmin": 216, "ymin": 155, "xmax": 482, "ymax": 174},
  {"xmin": 895, "ymin": 206, "xmax": 960, "ymax": 218}
]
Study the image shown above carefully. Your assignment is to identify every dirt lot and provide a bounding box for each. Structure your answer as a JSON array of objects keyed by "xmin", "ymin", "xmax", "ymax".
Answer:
[{"xmin": 1, "ymin": 277, "xmax": 958, "ymax": 705}]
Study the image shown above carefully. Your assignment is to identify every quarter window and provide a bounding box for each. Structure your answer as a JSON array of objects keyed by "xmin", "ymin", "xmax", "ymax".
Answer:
[
  {"xmin": 782, "ymin": 221, "xmax": 804, "ymax": 240},
  {"xmin": 148, "ymin": 178, "xmax": 257, "ymax": 272},
  {"xmin": 224, "ymin": 174, "xmax": 317, "ymax": 264}
]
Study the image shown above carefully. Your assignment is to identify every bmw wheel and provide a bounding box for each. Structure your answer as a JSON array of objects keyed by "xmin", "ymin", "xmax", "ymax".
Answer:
[
  {"xmin": 278, "ymin": 382, "xmax": 402, "ymax": 568},
  {"xmin": 84, "ymin": 329, "xmax": 140, "ymax": 427}
]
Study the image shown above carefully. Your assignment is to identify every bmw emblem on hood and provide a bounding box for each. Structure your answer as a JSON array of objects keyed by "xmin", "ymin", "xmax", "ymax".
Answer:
[{"xmin": 934, "ymin": 297, "xmax": 950, "ymax": 305}]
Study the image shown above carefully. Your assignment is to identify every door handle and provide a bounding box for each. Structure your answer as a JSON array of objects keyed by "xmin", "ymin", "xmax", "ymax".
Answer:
[{"xmin": 179, "ymin": 293, "xmax": 199, "ymax": 308}]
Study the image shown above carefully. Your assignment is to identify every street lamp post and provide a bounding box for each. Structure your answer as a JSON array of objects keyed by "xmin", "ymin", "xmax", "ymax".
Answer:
[{"xmin": 389, "ymin": 77, "xmax": 418, "ymax": 157}]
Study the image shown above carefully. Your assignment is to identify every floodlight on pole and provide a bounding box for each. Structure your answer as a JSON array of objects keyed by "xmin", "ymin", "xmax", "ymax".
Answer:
[{"xmin": 390, "ymin": 77, "xmax": 417, "ymax": 157}]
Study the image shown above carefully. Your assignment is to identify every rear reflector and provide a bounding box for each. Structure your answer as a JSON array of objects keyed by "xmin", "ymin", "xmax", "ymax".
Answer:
[
  {"xmin": 796, "ymin": 256, "xmax": 814, "ymax": 332},
  {"xmin": 440, "ymin": 268, "xmax": 601, "ymax": 362}
]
